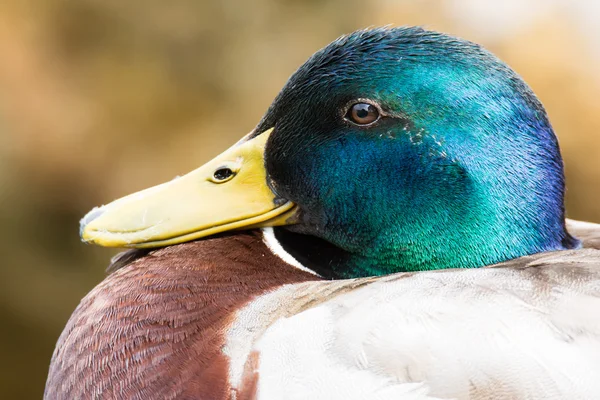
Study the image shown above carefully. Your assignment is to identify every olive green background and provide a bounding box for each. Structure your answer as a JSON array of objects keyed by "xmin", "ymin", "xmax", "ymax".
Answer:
[{"xmin": 1, "ymin": 1, "xmax": 599, "ymax": 398}]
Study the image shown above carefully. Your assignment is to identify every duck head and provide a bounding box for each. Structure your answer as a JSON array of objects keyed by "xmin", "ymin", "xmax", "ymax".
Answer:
[{"xmin": 81, "ymin": 27, "xmax": 579, "ymax": 278}]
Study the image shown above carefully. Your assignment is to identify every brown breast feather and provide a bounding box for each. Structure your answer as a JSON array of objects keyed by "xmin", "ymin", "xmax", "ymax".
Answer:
[{"xmin": 44, "ymin": 230, "xmax": 318, "ymax": 400}]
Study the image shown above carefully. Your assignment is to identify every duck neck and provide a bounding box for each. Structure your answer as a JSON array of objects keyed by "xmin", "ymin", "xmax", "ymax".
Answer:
[{"xmin": 274, "ymin": 183, "xmax": 580, "ymax": 279}]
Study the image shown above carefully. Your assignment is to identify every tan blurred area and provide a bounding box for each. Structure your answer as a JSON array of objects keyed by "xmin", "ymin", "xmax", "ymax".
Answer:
[{"xmin": 1, "ymin": 0, "xmax": 599, "ymax": 398}]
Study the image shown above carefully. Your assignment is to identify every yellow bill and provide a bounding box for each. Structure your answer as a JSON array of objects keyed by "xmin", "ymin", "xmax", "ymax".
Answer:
[{"xmin": 80, "ymin": 128, "xmax": 298, "ymax": 248}]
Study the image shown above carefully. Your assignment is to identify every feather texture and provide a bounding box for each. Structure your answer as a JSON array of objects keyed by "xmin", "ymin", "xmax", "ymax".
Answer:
[
  {"xmin": 46, "ymin": 221, "xmax": 600, "ymax": 399},
  {"xmin": 44, "ymin": 232, "xmax": 315, "ymax": 400}
]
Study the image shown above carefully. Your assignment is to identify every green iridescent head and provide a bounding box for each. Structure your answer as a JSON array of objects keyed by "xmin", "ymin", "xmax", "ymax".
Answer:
[
  {"xmin": 80, "ymin": 27, "xmax": 579, "ymax": 279},
  {"xmin": 256, "ymin": 27, "xmax": 578, "ymax": 278}
]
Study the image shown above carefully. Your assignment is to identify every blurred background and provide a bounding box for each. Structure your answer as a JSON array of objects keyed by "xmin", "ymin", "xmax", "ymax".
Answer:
[{"xmin": 1, "ymin": 0, "xmax": 599, "ymax": 398}]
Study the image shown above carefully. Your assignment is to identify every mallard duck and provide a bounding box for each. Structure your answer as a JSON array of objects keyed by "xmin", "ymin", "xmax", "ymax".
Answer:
[{"xmin": 46, "ymin": 27, "xmax": 600, "ymax": 399}]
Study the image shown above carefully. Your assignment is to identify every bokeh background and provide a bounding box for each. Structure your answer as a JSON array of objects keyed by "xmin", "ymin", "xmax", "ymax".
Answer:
[{"xmin": 1, "ymin": 0, "xmax": 599, "ymax": 398}]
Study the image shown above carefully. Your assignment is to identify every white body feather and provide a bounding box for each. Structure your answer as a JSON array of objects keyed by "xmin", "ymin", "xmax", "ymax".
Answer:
[{"xmin": 224, "ymin": 230, "xmax": 600, "ymax": 400}]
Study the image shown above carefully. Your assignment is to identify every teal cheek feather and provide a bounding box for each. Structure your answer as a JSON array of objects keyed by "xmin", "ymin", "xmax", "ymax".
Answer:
[{"xmin": 301, "ymin": 133, "xmax": 480, "ymax": 277}]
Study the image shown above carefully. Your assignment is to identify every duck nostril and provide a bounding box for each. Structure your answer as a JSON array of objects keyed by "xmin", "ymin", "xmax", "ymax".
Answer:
[
  {"xmin": 79, "ymin": 207, "xmax": 106, "ymax": 237},
  {"xmin": 212, "ymin": 167, "xmax": 235, "ymax": 182}
]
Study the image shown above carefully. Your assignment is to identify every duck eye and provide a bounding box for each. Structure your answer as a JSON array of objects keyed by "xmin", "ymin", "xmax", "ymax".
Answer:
[
  {"xmin": 212, "ymin": 167, "xmax": 235, "ymax": 182},
  {"xmin": 347, "ymin": 103, "xmax": 379, "ymax": 125}
]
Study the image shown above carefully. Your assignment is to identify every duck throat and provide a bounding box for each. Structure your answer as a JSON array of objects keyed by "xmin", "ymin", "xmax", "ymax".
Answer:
[
  {"xmin": 272, "ymin": 227, "xmax": 353, "ymax": 279},
  {"xmin": 273, "ymin": 201, "xmax": 580, "ymax": 279}
]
